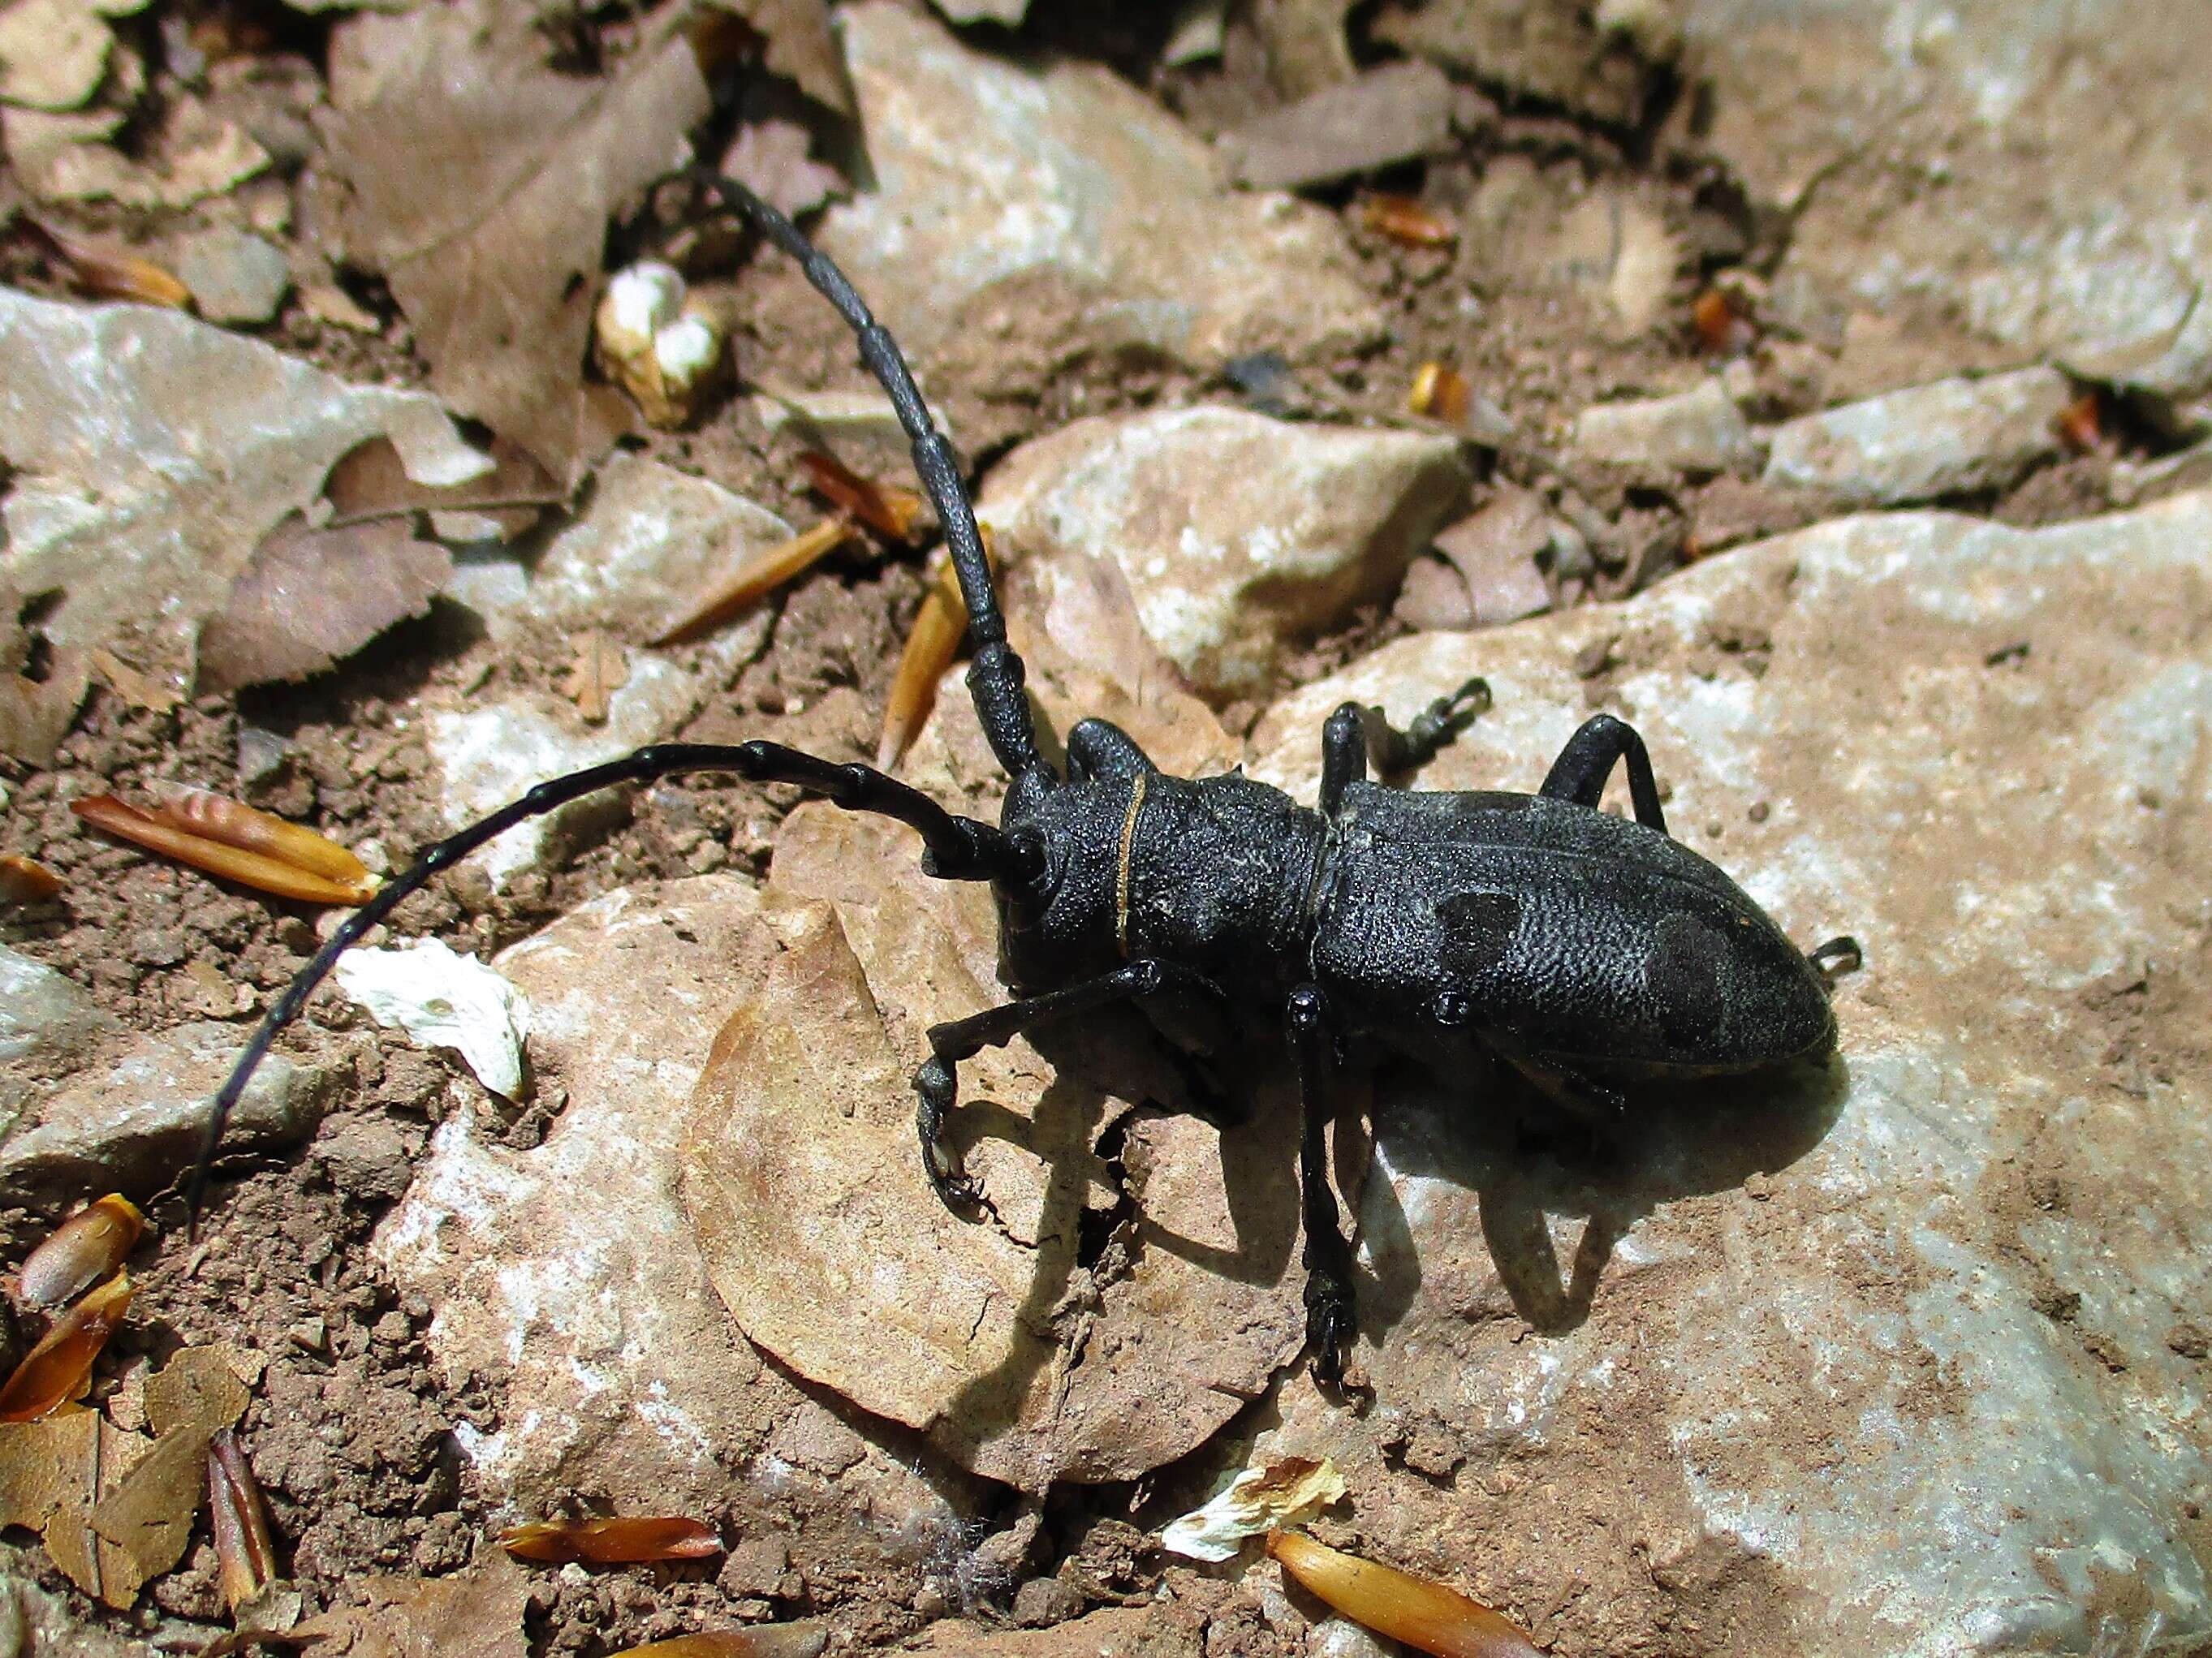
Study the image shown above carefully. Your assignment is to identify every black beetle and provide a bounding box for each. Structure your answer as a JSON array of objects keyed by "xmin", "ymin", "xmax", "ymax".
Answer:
[{"xmin": 190, "ymin": 172, "xmax": 1857, "ymax": 1388}]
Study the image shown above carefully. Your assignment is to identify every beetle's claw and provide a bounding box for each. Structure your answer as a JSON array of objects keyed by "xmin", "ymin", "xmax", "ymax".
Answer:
[
  {"xmin": 915, "ymin": 1055, "xmax": 985, "ymax": 1217},
  {"xmin": 1304, "ymin": 1273, "xmax": 1353, "ymax": 1392}
]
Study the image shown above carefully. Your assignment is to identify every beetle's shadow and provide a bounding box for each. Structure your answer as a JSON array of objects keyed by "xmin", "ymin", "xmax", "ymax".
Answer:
[{"xmin": 1352, "ymin": 1049, "xmax": 1853, "ymax": 1342}]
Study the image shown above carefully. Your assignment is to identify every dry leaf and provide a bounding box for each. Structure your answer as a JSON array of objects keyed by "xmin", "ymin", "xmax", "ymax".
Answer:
[
  {"xmin": 0, "ymin": 0, "xmax": 130, "ymax": 112},
  {"xmin": 1362, "ymin": 194, "xmax": 1457, "ymax": 248},
  {"xmin": 0, "ymin": 1272, "xmax": 132, "ymax": 1423},
  {"xmin": 1268, "ymin": 1531, "xmax": 1542, "ymax": 1658},
  {"xmin": 287, "ymin": 1549, "xmax": 530, "ymax": 1658},
  {"xmin": 0, "ymin": 598, "xmax": 90, "ymax": 766},
  {"xmin": 195, "ymin": 510, "xmax": 452, "ymax": 695},
  {"xmin": 89, "ymin": 1346, "xmax": 250, "ymax": 1589},
  {"xmin": 19, "ymin": 1195, "xmax": 144, "ymax": 1308},
  {"xmin": 323, "ymin": 1, "xmax": 712, "ymax": 484},
  {"xmin": 651, "ymin": 518, "xmax": 852, "ymax": 644},
  {"xmin": 877, "ymin": 537, "xmax": 984, "ymax": 771},
  {"xmin": 71, "ymin": 795, "xmax": 377, "ymax": 906},
  {"xmin": 559, "ymin": 631, "xmax": 627, "ymax": 724},
  {"xmin": 209, "ymin": 1428, "xmax": 279, "ymax": 1613},
  {"xmin": 16, "ymin": 216, "xmax": 190, "ymax": 307},
  {"xmin": 497, "ymin": 1516, "xmax": 722, "ymax": 1564},
  {"xmin": 89, "ymin": 648, "xmax": 183, "ymax": 713},
  {"xmin": 0, "ymin": 855, "xmax": 64, "ymax": 903},
  {"xmin": 325, "ymin": 435, "xmax": 558, "ymax": 542},
  {"xmin": 720, "ymin": 117, "xmax": 843, "ymax": 219},
  {"xmin": 0, "ymin": 1406, "xmax": 155, "ymax": 1607},
  {"xmin": 1160, "ymin": 1456, "xmax": 1345, "ymax": 1561},
  {"xmin": 704, "ymin": 0, "xmax": 856, "ymax": 118}
]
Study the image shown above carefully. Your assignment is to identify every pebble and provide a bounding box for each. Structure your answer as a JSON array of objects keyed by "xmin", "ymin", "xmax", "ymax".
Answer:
[
  {"xmin": 1761, "ymin": 366, "xmax": 2072, "ymax": 506},
  {"xmin": 173, "ymin": 226, "xmax": 291, "ymax": 325}
]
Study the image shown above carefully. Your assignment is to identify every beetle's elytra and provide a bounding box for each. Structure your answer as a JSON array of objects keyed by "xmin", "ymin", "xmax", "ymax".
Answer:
[{"xmin": 192, "ymin": 170, "xmax": 1857, "ymax": 1389}]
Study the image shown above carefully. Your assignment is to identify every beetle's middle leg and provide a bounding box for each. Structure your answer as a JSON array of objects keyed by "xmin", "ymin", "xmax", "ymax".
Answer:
[
  {"xmin": 1318, "ymin": 678, "xmax": 1492, "ymax": 816},
  {"xmin": 1540, "ymin": 712, "xmax": 1668, "ymax": 831},
  {"xmin": 1286, "ymin": 983, "xmax": 1359, "ymax": 1390},
  {"xmin": 914, "ymin": 958, "xmax": 1231, "ymax": 1210}
]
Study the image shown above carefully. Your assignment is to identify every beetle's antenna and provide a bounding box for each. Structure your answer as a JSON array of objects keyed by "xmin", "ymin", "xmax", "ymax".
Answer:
[
  {"xmin": 183, "ymin": 742, "xmax": 1032, "ymax": 1228},
  {"xmin": 682, "ymin": 170, "xmax": 1051, "ymax": 786}
]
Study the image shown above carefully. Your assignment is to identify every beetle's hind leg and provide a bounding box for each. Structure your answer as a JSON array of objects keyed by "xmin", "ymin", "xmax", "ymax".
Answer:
[
  {"xmin": 1319, "ymin": 678, "xmax": 1491, "ymax": 816},
  {"xmin": 1540, "ymin": 712, "xmax": 1668, "ymax": 832},
  {"xmin": 1809, "ymin": 935, "xmax": 1863, "ymax": 984},
  {"xmin": 1286, "ymin": 984, "xmax": 1360, "ymax": 1393},
  {"xmin": 913, "ymin": 958, "xmax": 1231, "ymax": 1212}
]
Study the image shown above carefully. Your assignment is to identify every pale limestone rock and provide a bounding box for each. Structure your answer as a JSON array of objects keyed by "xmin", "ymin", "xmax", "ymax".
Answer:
[
  {"xmin": 1761, "ymin": 368, "xmax": 2071, "ymax": 506},
  {"xmin": 0, "ymin": 1022, "xmax": 334, "ymax": 1202},
  {"xmin": 1573, "ymin": 379, "xmax": 1756, "ymax": 475},
  {"xmin": 0, "ymin": 289, "xmax": 482, "ymax": 676},
  {"xmin": 1241, "ymin": 490, "xmax": 2212, "ymax": 1656},
  {"xmin": 977, "ymin": 407, "xmax": 1469, "ymax": 701},
  {"xmin": 819, "ymin": 2, "xmax": 1383, "ymax": 371}
]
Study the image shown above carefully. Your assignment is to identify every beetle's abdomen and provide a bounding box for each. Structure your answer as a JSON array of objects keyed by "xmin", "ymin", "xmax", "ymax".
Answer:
[{"xmin": 1311, "ymin": 787, "xmax": 1834, "ymax": 1074}]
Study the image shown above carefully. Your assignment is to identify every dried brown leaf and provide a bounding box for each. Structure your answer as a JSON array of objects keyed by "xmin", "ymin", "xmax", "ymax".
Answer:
[
  {"xmin": 0, "ymin": 1272, "xmax": 132, "ymax": 1423},
  {"xmin": 0, "ymin": 855, "xmax": 64, "ymax": 904},
  {"xmin": 0, "ymin": 1406, "xmax": 155, "ymax": 1608},
  {"xmin": 145, "ymin": 788, "xmax": 373, "ymax": 890},
  {"xmin": 720, "ymin": 117, "xmax": 843, "ymax": 219},
  {"xmin": 325, "ymin": 435, "xmax": 560, "ymax": 541},
  {"xmin": 89, "ymin": 647, "xmax": 183, "ymax": 713},
  {"xmin": 1362, "ymin": 194, "xmax": 1457, "ymax": 248},
  {"xmin": 209, "ymin": 1427, "xmax": 279, "ymax": 1614},
  {"xmin": 498, "ymin": 1516, "xmax": 722, "ymax": 1564},
  {"xmin": 1267, "ymin": 1530, "xmax": 1542, "ymax": 1658},
  {"xmin": 651, "ymin": 518, "xmax": 852, "ymax": 644},
  {"xmin": 90, "ymin": 1346, "xmax": 249, "ymax": 1589},
  {"xmin": 195, "ymin": 510, "xmax": 453, "ymax": 695},
  {"xmin": 559, "ymin": 631, "xmax": 627, "ymax": 724},
  {"xmin": 0, "ymin": 602, "xmax": 91, "ymax": 766},
  {"xmin": 704, "ymin": 0, "xmax": 856, "ymax": 118},
  {"xmin": 287, "ymin": 1550, "xmax": 529, "ymax": 1658},
  {"xmin": 323, "ymin": 2, "xmax": 712, "ymax": 484},
  {"xmin": 19, "ymin": 1196, "xmax": 144, "ymax": 1308}
]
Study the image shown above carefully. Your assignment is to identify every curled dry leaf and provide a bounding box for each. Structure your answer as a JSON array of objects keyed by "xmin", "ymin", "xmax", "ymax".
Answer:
[
  {"xmin": 0, "ymin": 1406, "xmax": 152, "ymax": 1606},
  {"xmin": 325, "ymin": 434, "xmax": 560, "ymax": 542},
  {"xmin": 209, "ymin": 1428, "xmax": 279, "ymax": 1614},
  {"xmin": 1409, "ymin": 362, "xmax": 1472, "ymax": 424},
  {"xmin": 606, "ymin": 1623, "xmax": 828, "ymax": 1658},
  {"xmin": 0, "ymin": 1271, "xmax": 132, "ymax": 1423},
  {"xmin": 196, "ymin": 510, "xmax": 454, "ymax": 695},
  {"xmin": 498, "ymin": 1516, "xmax": 723, "ymax": 1565},
  {"xmin": 1268, "ymin": 1531, "xmax": 1543, "ymax": 1658},
  {"xmin": 89, "ymin": 647, "xmax": 183, "ymax": 713},
  {"xmin": 705, "ymin": 0, "xmax": 856, "ymax": 118},
  {"xmin": 0, "ymin": 855, "xmax": 64, "ymax": 903},
  {"xmin": 651, "ymin": 518, "xmax": 852, "ymax": 644},
  {"xmin": 71, "ymin": 795, "xmax": 377, "ymax": 907},
  {"xmin": 16, "ymin": 216, "xmax": 191, "ymax": 308},
  {"xmin": 91, "ymin": 1345, "xmax": 252, "ymax": 1593},
  {"xmin": 1361, "ymin": 194, "xmax": 1456, "ymax": 248},
  {"xmin": 19, "ymin": 1195, "xmax": 144, "ymax": 1309},
  {"xmin": 1160, "ymin": 1456, "xmax": 1346, "ymax": 1562},
  {"xmin": 150, "ymin": 787, "xmax": 373, "ymax": 890},
  {"xmin": 798, "ymin": 450, "xmax": 926, "ymax": 541}
]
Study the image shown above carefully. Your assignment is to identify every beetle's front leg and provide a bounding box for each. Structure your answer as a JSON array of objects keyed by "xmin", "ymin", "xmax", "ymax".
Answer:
[
  {"xmin": 1286, "ymin": 984, "xmax": 1358, "ymax": 1391},
  {"xmin": 913, "ymin": 958, "xmax": 1230, "ymax": 1215}
]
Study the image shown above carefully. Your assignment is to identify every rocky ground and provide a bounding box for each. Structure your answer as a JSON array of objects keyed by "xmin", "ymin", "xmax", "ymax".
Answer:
[{"xmin": 1, "ymin": 1, "xmax": 2208, "ymax": 1655}]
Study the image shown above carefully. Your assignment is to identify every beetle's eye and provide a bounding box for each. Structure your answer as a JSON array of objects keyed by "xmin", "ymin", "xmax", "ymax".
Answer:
[{"xmin": 1007, "ymin": 826, "xmax": 1050, "ymax": 889}]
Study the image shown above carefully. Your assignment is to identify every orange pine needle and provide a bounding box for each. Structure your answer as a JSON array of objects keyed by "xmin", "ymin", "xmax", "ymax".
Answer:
[
  {"xmin": 605, "ymin": 1630, "xmax": 825, "ymax": 1658},
  {"xmin": 1361, "ymin": 195, "xmax": 1456, "ymax": 248},
  {"xmin": 651, "ymin": 518, "xmax": 854, "ymax": 644},
  {"xmin": 1268, "ymin": 1530, "xmax": 1542, "ymax": 1658},
  {"xmin": 0, "ymin": 1271, "xmax": 132, "ymax": 1422},
  {"xmin": 798, "ymin": 451, "xmax": 925, "ymax": 542},
  {"xmin": 498, "ymin": 1517, "xmax": 724, "ymax": 1565},
  {"xmin": 1409, "ymin": 362, "xmax": 1472, "ymax": 423},
  {"xmin": 877, "ymin": 555, "xmax": 968, "ymax": 770},
  {"xmin": 71, "ymin": 795, "xmax": 377, "ymax": 906},
  {"xmin": 19, "ymin": 1195, "xmax": 144, "ymax": 1308},
  {"xmin": 0, "ymin": 855, "xmax": 64, "ymax": 902},
  {"xmin": 149, "ymin": 786, "xmax": 373, "ymax": 889},
  {"xmin": 209, "ymin": 1428, "xmax": 281, "ymax": 1613},
  {"xmin": 20, "ymin": 216, "xmax": 192, "ymax": 308},
  {"xmin": 2056, "ymin": 390, "xmax": 2105, "ymax": 453}
]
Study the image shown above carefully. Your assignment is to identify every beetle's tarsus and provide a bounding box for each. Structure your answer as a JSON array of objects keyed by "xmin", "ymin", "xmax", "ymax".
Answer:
[
  {"xmin": 1304, "ymin": 1269, "xmax": 1353, "ymax": 1391},
  {"xmin": 1809, "ymin": 935, "xmax": 1865, "ymax": 983}
]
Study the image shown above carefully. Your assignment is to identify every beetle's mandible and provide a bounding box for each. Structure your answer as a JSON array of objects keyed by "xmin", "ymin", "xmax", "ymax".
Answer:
[{"xmin": 189, "ymin": 172, "xmax": 1859, "ymax": 1390}]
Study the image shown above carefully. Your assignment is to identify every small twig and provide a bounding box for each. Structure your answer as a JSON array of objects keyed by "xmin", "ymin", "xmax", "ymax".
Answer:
[{"xmin": 322, "ymin": 494, "xmax": 567, "ymax": 530}]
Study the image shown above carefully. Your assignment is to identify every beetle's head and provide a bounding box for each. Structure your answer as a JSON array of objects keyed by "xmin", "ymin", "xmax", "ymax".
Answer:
[{"xmin": 989, "ymin": 766, "xmax": 1134, "ymax": 991}]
